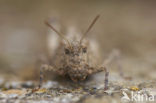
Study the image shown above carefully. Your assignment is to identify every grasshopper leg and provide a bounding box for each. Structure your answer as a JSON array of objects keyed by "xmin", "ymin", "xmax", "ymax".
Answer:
[{"xmin": 39, "ymin": 64, "xmax": 56, "ymax": 88}]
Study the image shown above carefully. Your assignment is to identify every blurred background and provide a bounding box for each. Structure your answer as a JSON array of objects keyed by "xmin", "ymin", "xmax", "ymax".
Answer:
[{"xmin": 0, "ymin": 0, "xmax": 156, "ymax": 81}]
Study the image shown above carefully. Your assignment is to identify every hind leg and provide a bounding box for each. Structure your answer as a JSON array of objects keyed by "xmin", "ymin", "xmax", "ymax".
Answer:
[{"xmin": 103, "ymin": 49, "xmax": 125, "ymax": 78}]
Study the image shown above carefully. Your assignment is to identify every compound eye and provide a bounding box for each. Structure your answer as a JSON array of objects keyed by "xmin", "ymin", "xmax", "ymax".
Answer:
[
  {"xmin": 82, "ymin": 47, "xmax": 87, "ymax": 53},
  {"xmin": 65, "ymin": 48, "xmax": 70, "ymax": 54}
]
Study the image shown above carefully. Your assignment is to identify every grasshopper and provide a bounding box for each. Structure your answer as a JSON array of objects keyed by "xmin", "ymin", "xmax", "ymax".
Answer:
[{"xmin": 39, "ymin": 15, "xmax": 122, "ymax": 90}]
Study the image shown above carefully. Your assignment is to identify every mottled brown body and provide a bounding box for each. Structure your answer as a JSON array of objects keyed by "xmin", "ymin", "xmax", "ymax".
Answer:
[{"xmin": 39, "ymin": 15, "xmax": 120, "ymax": 90}]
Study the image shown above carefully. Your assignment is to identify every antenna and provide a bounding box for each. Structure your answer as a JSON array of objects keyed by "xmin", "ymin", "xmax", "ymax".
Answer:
[
  {"xmin": 80, "ymin": 15, "xmax": 100, "ymax": 43},
  {"xmin": 45, "ymin": 21, "xmax": 71, "ymax": 47}
]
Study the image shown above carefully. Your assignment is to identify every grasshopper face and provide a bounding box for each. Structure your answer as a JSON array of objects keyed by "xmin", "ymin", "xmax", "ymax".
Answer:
[{"xmin": 64, "ymin": 41, "xmax": 88, "ymax": 82}]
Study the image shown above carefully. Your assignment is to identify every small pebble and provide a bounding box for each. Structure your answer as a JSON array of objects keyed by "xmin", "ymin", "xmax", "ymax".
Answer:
[
  {"xmin": 130, "ymin": 86, "xmax": 139, "ymax": 91},
  {"xmin": 42, "ymin": 81, "xmax": 58, "ymax": 89},
  {"xmin": 21, "ymin": 81, "xmax": 34, "ymax": 88}
]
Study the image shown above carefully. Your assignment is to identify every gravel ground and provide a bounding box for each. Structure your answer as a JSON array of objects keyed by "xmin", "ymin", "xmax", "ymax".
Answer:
[{"xmin": 0, "ymin": 71, "xmax": 156, "ymax": 103}]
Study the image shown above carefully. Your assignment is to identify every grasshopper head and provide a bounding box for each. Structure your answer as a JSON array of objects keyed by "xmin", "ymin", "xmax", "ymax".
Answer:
[{"xmin": 45, "ymin": 15, "xmax": 100, "ymax": 82}]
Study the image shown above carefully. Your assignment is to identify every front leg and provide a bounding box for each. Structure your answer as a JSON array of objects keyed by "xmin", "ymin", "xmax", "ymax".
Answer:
[
  {"xmin": 88, "ymin": 50, "xmax": 120, "ymax": 90},
  {"xmin": 87, "ymin": 66, "xmax": 109, "ymax": 90},
  {"xmin": 96, "ymin": 66, "xmax": 109, "ymax": 90},
  {"xmin": 98, "ymin": 49, "xmax": 121, "ymax": 90},
  {"xmin": 39, "ymin": 64, "xmax": 56, "ymax": 88},
  {"xmin": 100, "ymin": 66, "xmax": 109, "ymax": 90}
]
